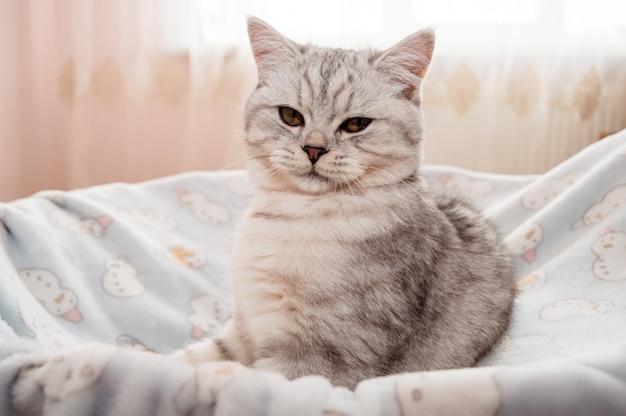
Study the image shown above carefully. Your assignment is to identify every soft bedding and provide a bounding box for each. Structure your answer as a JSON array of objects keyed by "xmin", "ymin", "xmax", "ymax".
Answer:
[{"xmin": 1, "ymin": 129, "xmax": 625, "ymax": 415}]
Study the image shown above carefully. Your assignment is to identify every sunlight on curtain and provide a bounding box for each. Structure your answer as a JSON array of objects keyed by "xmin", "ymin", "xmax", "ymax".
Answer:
[
  {"xmin": 1, "ymin": 0, "xmax": 625, "ymax": 201},
  {"xmin": 193, "ymin": 0, "xmax": 626, "ymax": 49}
]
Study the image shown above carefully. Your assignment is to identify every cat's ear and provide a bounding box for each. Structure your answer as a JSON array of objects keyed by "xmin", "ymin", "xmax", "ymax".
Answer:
[
  {"xmin": 377, "ymin": 29, "xmax": 435, "ymax": 101},
  {"xmin": 247, "ymin": 17, "xmax": 299, "ymax": 79}
]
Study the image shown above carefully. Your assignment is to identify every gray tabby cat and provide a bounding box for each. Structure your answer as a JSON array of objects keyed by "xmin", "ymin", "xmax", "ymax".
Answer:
[{"xmin": 175, "ymin": 17, "xmax": 515, "ymax": 389}]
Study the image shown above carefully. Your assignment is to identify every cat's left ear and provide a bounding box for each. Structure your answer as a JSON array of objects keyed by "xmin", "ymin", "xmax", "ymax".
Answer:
[{"xmin": 377, "ymin": 29, "xmax": 435, "ymax": 101}]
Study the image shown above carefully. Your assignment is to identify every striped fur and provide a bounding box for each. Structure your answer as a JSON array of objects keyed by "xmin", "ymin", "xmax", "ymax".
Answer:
[{"xmin": 175, "ymin": 18, "xmax": 515, "ymax": 389}]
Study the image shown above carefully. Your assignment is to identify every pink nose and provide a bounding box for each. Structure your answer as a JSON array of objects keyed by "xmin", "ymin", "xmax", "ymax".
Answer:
[{"xmin": 302, "ymin": 146, "xmax": 328, "ymax": 164}]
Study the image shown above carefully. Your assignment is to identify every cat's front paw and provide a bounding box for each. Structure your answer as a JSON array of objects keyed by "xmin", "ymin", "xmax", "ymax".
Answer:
[{"xmin": 171, "ymin": 339, "xmax": 225, "ymax": 365}]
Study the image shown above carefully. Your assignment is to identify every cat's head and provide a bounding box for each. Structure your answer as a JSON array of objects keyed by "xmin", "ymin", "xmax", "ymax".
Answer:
[{"xmin": 244, "ymin": 17, "xmax": 434, "ymax": 195}]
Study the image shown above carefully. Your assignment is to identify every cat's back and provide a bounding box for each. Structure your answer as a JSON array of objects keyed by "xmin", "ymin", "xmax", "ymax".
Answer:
[
  {"xmin": 435, "ymin": 194, "xmax": 504, "ymax": 250},
  {"xmin": 430, "ymin": 193, "xmax": 514, "ymax": 299}
]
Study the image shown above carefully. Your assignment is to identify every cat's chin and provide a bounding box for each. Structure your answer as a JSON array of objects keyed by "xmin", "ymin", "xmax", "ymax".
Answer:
[
  {"xmin": 277, "ymin": 169, "xmax": 349, "ymax": 195},
  {"xmin": 290, "ymin": 172, "xmax": 337, "ymax": 195},
  {"xmin": 290, "ymin": 167, "xmax": 403, "ymax": 195},
  {"xmin": 251, "ymin": 167, "xmax": 334, "ymax": 195}
]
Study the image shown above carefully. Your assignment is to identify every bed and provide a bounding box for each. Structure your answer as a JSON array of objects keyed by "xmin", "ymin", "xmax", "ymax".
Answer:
[{"xmin": 1, "ymin": 129, "xmax": 625, "ymax": 415}]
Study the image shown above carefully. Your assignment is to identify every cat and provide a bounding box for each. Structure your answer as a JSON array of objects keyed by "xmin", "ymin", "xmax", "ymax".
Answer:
[{"xmin": 174, "ymin": 17, "xmax": 515, "ymax": 390}]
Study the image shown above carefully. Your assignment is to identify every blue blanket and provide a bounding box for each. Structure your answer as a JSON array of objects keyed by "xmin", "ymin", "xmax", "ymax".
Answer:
[{"xmin": 1, "ymin": 130, "xmax": 625, "ymax": 415}]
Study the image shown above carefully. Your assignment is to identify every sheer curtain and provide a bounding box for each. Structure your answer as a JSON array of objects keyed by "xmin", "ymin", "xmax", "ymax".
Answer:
[
  {"xmin": 1, "ymin": 0, "xmax": 625, "ymax": 201},
  {"xmin": 0, "ymin": 0, "xmax": 256, "ymax": 202},
  {"xmin": 409, "ymin": 0, "xmax": 626, "ymax": 173}
]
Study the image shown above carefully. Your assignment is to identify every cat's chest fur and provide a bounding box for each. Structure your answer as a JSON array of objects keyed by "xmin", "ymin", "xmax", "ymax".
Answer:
[{"xmin": 231, "ymin": 188, "xmax": 412, "ymax": 337}]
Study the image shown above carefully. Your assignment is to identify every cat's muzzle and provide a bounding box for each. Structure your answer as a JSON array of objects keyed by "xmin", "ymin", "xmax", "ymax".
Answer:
[{"xmin": 302, "ymin": 145, "xmax": 328, "ymax": 165}]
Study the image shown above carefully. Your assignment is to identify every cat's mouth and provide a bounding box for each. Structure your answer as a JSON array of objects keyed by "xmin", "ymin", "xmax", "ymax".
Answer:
[
  {"xmin": 285, "ymin": 166, "xmax": 337, "ymax": 194},
  {"xmin": 304, "ymin": 166, "xmax": 341, "ymax": 187},
  {"xmin": 306, "ymin": 167, "xmax": 328, "ymax": 180}
]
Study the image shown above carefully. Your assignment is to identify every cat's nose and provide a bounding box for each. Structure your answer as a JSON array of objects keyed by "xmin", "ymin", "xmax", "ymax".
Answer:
[{"xmin": 302, "ymin": 145, "xmax": 328, "ymax": 164}]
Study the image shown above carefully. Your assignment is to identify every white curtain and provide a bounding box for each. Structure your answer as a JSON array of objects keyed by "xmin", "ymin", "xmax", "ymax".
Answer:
[{"xmin": 1, "ymin": 0, "xmax": 625, "ymax": 201}]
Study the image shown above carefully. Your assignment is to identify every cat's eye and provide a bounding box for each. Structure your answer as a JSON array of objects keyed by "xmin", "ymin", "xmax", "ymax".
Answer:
[
  {"xmin": 340, "ymin": 117, "xmax": 372, "ymax": 133},
  {"xmin": 279, "ymin": 106, "xmax": 304, "ymax": 127}
]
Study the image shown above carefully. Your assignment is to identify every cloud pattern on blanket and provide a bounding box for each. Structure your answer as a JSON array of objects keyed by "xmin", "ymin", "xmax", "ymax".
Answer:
[
  {"xmin": 504, "ymin": 221, "xmax": 543, "ymax": 263},
  {"xmin": 187, "ymin": 294, "xmax": 231, "ymax": 339},
  {"xmin": 3, "ymin": 182, "xmax": 238, "ymax": 351},
  {"xmin": 574, "ymin": 184, "xmax": 626, "ymax": 228},
  {"xmin": 102, "ymin": 257, "xmax": 145, "ymax": 297},
  {"xmin": 1, "ymin": 131, "xmax": 626, "ymax": 415},
  {"xmin": 591, "ymin": 228, "xmax": 626, "ymax": 281},
  {"xmin": 521, "ymin": 170, "xmax": 584, "ymax": 210},
  {"xmin": 19, "ymin": 269, "xmax": 83, "ymax": 323}
]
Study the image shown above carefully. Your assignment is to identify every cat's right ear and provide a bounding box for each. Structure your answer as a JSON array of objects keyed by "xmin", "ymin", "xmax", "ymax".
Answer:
[{"xmin": 247, "ymin": 17, "xmax": 299, "ymax": 79}]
